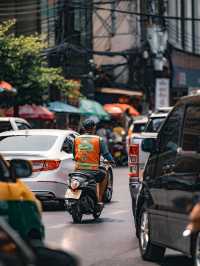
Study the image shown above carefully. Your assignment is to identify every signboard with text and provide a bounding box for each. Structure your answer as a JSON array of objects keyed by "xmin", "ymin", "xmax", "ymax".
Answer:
[{"xmin": 155, "ymin": 78, "xmax": 170, "ymax": 110}]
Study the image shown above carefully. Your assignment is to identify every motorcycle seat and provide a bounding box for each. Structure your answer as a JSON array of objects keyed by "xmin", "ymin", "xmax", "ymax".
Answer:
[{"xmin": 69, "ymin": 172, "xmax": 95, "ymax": 179}]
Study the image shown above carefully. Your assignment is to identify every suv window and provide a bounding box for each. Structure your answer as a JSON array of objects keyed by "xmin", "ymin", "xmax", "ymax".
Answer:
[
  {"xmin": 182, "ymin": 106, "xmax": 200, "ymax": 151},
  {"xmin": 159, "ymin": 106, "xmax": 184, "ymax": 153},
  {"xmin": 0, "ymin": 122, "xmax": 12, "ymax": 133}
]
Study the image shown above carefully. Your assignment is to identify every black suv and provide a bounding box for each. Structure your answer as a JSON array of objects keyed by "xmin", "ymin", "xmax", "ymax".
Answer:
[{"xmin": 135, "ymin": 95, "xmax": 200, "ymax": 265}]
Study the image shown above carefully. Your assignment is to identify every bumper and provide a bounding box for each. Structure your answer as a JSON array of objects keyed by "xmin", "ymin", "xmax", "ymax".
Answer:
[
  {"xmin": 23, "ymin": 181, "xmax": 67, "ymax": 200},
  {"xmin": 129, "ymin": 181, "xmax": 141, "ymax": 214},
  {"xmin": 129, "ymin": 181, "xmax": 141, "ymax": 199}
]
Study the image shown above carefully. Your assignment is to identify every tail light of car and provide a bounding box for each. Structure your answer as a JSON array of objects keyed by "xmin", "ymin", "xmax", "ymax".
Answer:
[
  {"xmin": 31, "ymin": 160, "xmax": 61, "ymax": 172},
  {"xmin": 128, "ymin": 144, "xmax": 139, "ymax": 179}
]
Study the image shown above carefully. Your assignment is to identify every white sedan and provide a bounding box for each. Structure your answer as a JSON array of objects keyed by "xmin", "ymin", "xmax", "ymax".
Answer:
[{"xmin": 0, "ymin": 129, "xmax": 79, "ymax": 203}]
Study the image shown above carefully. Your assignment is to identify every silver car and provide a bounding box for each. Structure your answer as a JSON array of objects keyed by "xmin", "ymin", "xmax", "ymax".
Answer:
[{"xmin": 0, "ymin": 129, "xmax": 78, "ymax": 203}]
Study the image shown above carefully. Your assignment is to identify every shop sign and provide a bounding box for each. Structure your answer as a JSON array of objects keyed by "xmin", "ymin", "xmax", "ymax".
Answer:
[{"xmin": 155, "ymin": 78, "xmax": 170, "ymax": 110}]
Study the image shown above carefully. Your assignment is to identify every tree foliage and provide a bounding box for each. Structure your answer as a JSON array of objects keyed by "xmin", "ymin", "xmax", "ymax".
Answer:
[{"xmin": 0, "ymin": 20, "xmax": 71, "ymax": 108}]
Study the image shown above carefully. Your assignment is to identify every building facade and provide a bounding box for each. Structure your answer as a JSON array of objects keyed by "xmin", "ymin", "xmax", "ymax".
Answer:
[
  {"xmin": 0, "ymin": 0, "xmax": 58, "ymax": 46},
  {"xmin": 92, "ymin": 0, "xmax": 141, "ymax": 102},
  {"xmin": 168, "ymin": 0, "xmax": 200, "ymax": 98}
]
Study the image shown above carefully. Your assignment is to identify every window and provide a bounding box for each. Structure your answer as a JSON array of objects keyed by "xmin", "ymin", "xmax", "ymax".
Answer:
[
  {"xmin": 0, "ymin": 135, "xmax": 57, "ymax": 152},
  {"xmin": 16, "ymin": 122, "xmax": 31, "ymax": 130},
  {"xmin": 160, "ymin": 106, "xmax": 184, "ymax": 153},
  {"xmin": 0, "ymin": 158, "xmax": 10, "ymax": 181},
  {"xmin": 182, "ymin": 105, "xmax": 200, "ymax": 151},
  {"xmin": 145, "ymin": 117, "xmax": 165, "ymax": 133},
  {"xmin": 0, "ymin": 122, "xmax": 13, "ymax": 133},
  {"xmin": 62, "ymin": 135, "xmax": 76, "ymax": 154}
]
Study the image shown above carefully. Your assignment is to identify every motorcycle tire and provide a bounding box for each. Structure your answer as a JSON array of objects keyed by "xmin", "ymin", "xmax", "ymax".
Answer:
[
  {"xmin": 71, "ymin": 205, "xmax": 82, "ymax": 224},
  {"xmin": 93, "ymin": 205, "xmax": 102, "ymax": 220},
  {"xmin": 103, "ymin": 170, "xmax": 113, "ymax": 203}
]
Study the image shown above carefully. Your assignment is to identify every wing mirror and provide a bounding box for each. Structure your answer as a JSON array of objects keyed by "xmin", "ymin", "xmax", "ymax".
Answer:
[
  {"xmin": 10, "ymin": 159, "xmax": 32, "ymax": 179},
  {"xmin": 142, "ymin": 138, "xmax": 158, "ymax": 154}
]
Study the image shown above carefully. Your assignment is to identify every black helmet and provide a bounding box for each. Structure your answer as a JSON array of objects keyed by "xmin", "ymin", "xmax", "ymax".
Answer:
[{"xmin": 82, "ymin": 119, "xmax": 96, "ymax": 131}]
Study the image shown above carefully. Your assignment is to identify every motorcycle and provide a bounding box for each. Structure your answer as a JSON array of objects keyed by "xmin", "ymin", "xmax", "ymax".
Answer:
[
  {"xmin": 65, "ymin": 161, "xmax": 112, "ymax": 223},
  {"xmin": 109, "ymin": 138, "xmax": 128, "ymax": 167}
]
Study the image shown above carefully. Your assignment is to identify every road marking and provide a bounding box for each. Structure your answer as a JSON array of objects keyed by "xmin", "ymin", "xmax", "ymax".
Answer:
[
  {"xmin": 47, "ymin": 223, "xmax": 66, "ymax": 229},
  {"xmin": 110, "ymin": 210, "xmax": 128, "ymax": 216}
]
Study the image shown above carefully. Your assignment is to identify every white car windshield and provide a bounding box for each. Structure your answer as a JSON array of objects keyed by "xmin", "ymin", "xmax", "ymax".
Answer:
[
  {"xmin": 0, "ymin": 135, "xmax": 57, "ymax": 151},
  {"xmin": 145, "ymin": 117, "xmax": 165, "ymax": 133}
]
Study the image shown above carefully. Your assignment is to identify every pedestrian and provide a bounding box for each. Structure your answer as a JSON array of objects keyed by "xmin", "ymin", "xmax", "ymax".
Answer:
[{"xmin": 124, "ymin": 108, "xmax": 133, "ymax": 134}]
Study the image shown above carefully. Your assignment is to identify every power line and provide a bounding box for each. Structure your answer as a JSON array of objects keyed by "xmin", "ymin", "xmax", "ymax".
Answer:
[{"xmin": 69, "ymin": 3, "xmax": 200, "ymax": 22}]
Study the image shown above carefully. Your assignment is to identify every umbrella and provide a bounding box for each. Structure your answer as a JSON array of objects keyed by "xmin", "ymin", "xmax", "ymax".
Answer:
[
  {"xmin": 0, "ymin": 81, "xmax": 17, "ymax": 93},
  {"xmin": 48, "ymin": 101, "xmax": 80, "ymax": 114},
  {"xmin": 104, "ymin": 104, "xmax": 123, "ymax": 117},
  {"xmin": 80, "ymin": 99, "xmax": 110, "ymax": 120},
  {"xmin": 5, "ymin": 104, "xmax": 55, "ymax": 120},
  {"xmin": 104, "ymin": 103, "xmax": 139, "ymax": 117}
]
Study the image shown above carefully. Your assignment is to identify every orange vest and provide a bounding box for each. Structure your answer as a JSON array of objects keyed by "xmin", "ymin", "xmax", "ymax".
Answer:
[{"xmin": 74, "ymin": 135, "xmax": 100, "ymax": 171}]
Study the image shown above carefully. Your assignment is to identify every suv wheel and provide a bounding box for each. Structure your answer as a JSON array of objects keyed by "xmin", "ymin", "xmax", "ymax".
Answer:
[
  {"xmin": 138, "ymin": 205, "xmax": 165, "ymax": 262},
  {"xmin": 193, "ymin": 232, "xmax": 200, "ymax": 266}
]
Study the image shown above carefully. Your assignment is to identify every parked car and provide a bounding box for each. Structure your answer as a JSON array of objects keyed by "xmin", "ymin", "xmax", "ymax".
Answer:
[
  {"xmin": 126, "ymin": 115, "xmax": 148, "ymax": 152},
  {"xmin": 134, "ymin": 95, "xmax": 200, "ymax": 265},
  {"xmin": 0, "ymin": 117, "xmax": 31, "ymax": 133},
  {"xmin": 127, "ymin": 116, "xmax": 148, "ymax": 136},
  {"xmin": 128, "ymin": 109, "xmax": 172, "ymax": 214},
  {"xmin": 0, "ymin": 129, "xmax": 79, "ymax": 206},
  {"xmin": 0, "ymin": 155, "xmax": 44, "ymax": 241}
]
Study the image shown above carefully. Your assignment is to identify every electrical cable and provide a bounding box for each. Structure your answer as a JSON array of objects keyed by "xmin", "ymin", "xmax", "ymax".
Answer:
[{"xmin": 68, "ymin": 2, "xmax": 200, "ymax": 22}]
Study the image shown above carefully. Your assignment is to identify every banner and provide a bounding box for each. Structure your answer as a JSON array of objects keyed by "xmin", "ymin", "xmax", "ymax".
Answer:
[{"xmin": 155, "ymin": 78, "xmax": 170, "ymax": 110}]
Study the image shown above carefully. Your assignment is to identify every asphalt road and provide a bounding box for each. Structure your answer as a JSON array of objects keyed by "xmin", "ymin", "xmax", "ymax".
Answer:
[{"xmin": 43, "ymin": 168, "xmax": 193, "ymax": 266}]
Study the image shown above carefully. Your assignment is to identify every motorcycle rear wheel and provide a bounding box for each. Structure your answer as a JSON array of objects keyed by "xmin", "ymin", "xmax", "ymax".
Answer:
[
  {"xmin": 93, "ymin": 210, "xmax": 101, "ymax": 220},
  {"xmin": 104, "ymin": 170, "xmax": 113, "ymax": 203},
  {"xmin": 71, "ymin": 205, "xmax": 82, "ymax": 224}
]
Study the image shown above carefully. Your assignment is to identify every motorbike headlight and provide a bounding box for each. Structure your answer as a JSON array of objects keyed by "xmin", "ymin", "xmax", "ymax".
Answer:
[{"xmin": 71, "ymin": 179, "xmax": 80, "ymax": 190}]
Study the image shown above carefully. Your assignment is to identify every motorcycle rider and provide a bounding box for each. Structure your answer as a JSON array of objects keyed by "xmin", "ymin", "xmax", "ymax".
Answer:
[
  {"xmin": 73, "ymin": 119, "xmax": 115, "ymax": 209},
  {"xmin": 185, "ymin": 202, "xmax": 200, "ymax": 233}
]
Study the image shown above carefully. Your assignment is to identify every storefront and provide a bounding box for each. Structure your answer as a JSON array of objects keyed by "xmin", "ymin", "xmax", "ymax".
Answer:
[{"xmin": 171, "ymin": 48, "xmax": 200, "ymax": 100}]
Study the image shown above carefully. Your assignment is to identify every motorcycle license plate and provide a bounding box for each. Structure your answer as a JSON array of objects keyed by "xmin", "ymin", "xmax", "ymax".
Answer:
[
  {"xmin": 114, "ymin": 151, "xmax": 121, "ymax": 157},
  {"xmin": 65, "ymin": 189, "xmax": 82, "ymax": 199}
]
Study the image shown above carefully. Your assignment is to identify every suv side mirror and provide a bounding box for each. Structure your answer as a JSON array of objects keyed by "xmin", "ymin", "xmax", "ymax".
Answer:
[
  {"xmin": 142, "ymin": 138, "xmax": 157, "ymax": 153},
  {"xmin": 10, "ymin": 159, "xmax": 32, "ymax": 179}
]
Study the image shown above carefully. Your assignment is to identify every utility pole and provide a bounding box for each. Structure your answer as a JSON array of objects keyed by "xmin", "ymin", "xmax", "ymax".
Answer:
[{"xmin": 143, "ymin": 0, "xmax": 170, "ymax": 110}]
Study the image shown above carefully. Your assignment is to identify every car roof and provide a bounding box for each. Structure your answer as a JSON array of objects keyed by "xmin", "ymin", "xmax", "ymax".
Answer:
[
  {"xmin": 0, "ymin": 117, "xmax": 29, "ymax": 123},
  {"xmin": 0, "ymin": 129, "xmax": 78, "ymax": 137},
  {"xmin": 150, "ymin": 112, "xmax": 169, "ymax": 118},
  {"xmin": 133, "ymin": 116, "xmax": 148, "ymax": 123},
  {"xmin": 156, "ymin": 107, "xmax": 173, "ymax": 112},
  {"xmin": 177, "ymin": 95, "xmax": 200, "ymax": 106}
]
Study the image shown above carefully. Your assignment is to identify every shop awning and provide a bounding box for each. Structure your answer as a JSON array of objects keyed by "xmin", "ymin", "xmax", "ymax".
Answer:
[
  {"xmin": 104, "ymin": 103, "xmax": 139, "ymax": 117},
  {"xmin": 97, "ymin": 88, "xmax": 143, "ymax": 97},
  {"xmin": 0, "ymin": 81, "xmax": 17, "ymax": 93},
  {"xmin": 80, "ymin": 99, "xmax": 109, "ymax": 120},
  {"xmin": 104, "ymin": 104, "xmax": 123, "ymax": 116},
  {"xmin": 5, "ymin": 105, "xmax": 55, "ymax": 120},
  {"xmin": 48, "ymin": 101, "xmax": 80, "ymax": 114}
]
